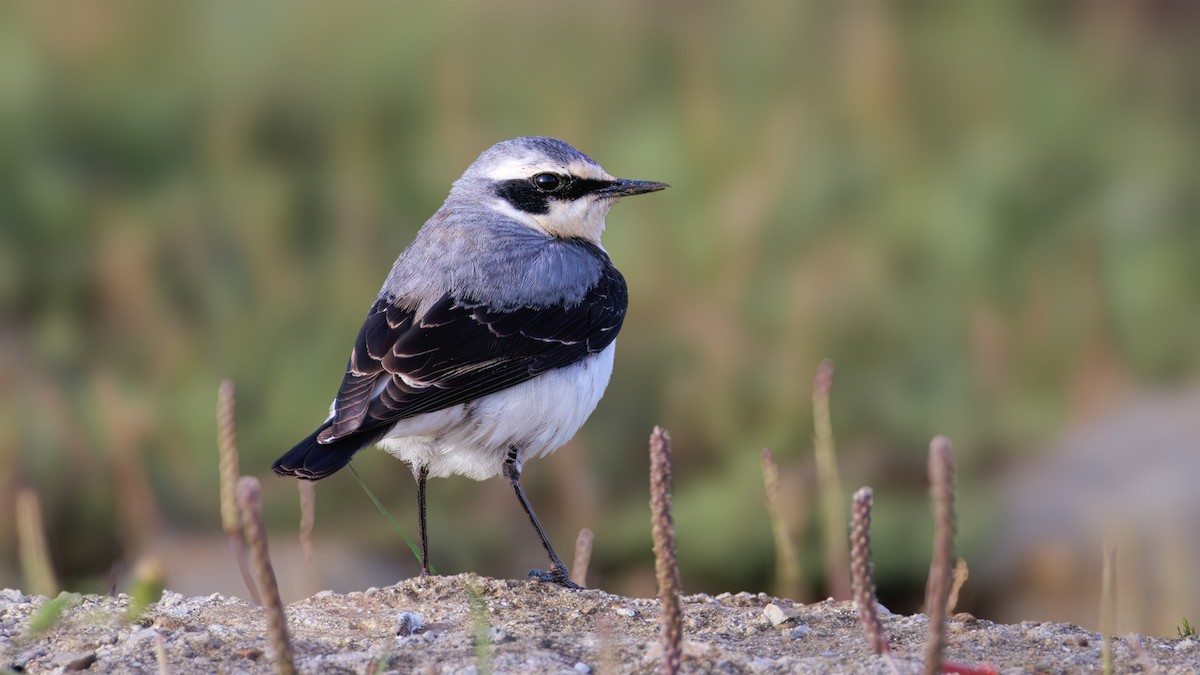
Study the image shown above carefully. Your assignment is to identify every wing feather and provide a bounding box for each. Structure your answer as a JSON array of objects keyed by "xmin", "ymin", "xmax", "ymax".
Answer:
[{"xmin": 319, "ymin": 257, "xmax": 626, "ymax": 444}]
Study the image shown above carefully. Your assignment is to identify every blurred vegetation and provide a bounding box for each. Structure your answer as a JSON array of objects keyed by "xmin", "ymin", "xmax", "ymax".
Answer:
[{"xmin": 1, "ymin": 1, "xmax": 1197, "ymax": 632}]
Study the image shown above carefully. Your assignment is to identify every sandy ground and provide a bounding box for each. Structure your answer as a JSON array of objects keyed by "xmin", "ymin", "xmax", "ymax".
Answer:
[{"xmin": 2, "ymin": 575, "xmax": 1197, "ymax": 674}]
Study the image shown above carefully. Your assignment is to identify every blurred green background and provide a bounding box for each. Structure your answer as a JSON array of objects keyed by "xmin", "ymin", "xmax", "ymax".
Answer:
[{"xmin": 2, "ymin": 2, "xmax": 1198, "ymax": 636}]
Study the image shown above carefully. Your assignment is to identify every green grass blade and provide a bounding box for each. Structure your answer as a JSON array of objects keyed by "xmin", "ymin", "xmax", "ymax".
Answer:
[{"xmin": 348, "ymin": 463, "xmax": 435, "ymax": 574}]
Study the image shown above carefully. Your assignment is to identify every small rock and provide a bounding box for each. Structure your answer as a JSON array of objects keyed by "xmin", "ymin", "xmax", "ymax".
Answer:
[
  {"xmin": 156, "ymin": 592, "xmax": 185, "ymax": 609},
  {"xmin": 395, "ymin": 612, "xmax": 423, "ymax": 636},
  {"xmin": 57, "ymin": 651, "xmax": 98, "ymax": 671},
  {"xmin": 763, "ymin": 603, "xmax": 793, "ymax": 626},
  {"xmin": 1177, "ymin": 639, "xmax": 1197, "ymax": 652},
  {"xmin": 488, "ymin": 627, "xmax": 510, "ymax": 643},
  {"xmin": 573, "ymin": 662, "xmax": 592, "ymax": 673},
  {"xmin": 790, "ymin": 625, "xmax": 813, "ymax": 639},
  {"xmin": 234, "ymin": 648, "xmax": 262, "ymax": 660},
  {"xmin": 129, "ymin": 628, "xmax": 160, "ymax": 645},
  {"xmin": 614, "ymin": 607, "xmax": 638, "ymax": 618}
]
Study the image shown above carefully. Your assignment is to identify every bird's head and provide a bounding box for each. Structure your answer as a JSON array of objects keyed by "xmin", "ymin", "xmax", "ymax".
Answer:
[{"xmin": 454, "ymin": 136, "xmax": 668, "ymax": 243}]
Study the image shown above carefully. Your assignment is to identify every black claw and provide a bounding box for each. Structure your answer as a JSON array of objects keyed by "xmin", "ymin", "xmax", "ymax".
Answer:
[{"xmin": 527, "ymin": 568, "xmax": 582, "ymax": 589}]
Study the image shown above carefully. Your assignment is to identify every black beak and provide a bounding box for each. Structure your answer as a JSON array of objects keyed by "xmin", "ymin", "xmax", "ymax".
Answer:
[{"xmin": 601, "ymin": 178, "xmax": 671, "ymax": 197}]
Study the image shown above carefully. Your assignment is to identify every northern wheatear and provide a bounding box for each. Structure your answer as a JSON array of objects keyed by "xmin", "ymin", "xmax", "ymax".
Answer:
[{"xmin": 273, "ymin": 137, "xmax": 667, "ymax": 587}]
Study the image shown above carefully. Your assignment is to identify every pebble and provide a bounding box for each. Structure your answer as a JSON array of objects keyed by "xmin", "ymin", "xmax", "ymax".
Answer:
[
  {"xmin": 129, "ymin": 628, "xmax": 161, "ymax": 645},
  {"xmin": 1176, "ymin": 639, "xmax": 1197, "ymax": 652},
  {"xmin": 573, "ymin": 662, "xmax": 592, "ymax": 673},
  {"xmin": 790, "ymin": 625, "xmax": 813, "ymax": 639},
  {"xmin": 156, "ymin": 592, "xmax": 185, "ymax": 609},
  {"xmin": 763, "ymin": 603, "xmax": 793, "ymax": 626},
  {"xmin": 614, "ymin": 607, "xmax": 638, "ymax": 618},
  {"xmin": 56, "ymin": 651, "xmax": 97, "ymax": 671},
  {"xmin": 395, "ymin": 612, "xmax": 423, "ymax": 636}
]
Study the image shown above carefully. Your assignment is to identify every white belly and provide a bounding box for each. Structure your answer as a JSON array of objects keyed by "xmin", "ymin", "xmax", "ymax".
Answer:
[{"xmin": 374, "ymin": 342, "xmax": 616, "ymax": 480}]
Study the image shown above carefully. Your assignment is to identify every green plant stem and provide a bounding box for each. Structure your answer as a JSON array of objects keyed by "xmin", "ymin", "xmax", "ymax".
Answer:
[{"xmin": 348, "ymin": 463, "xmax": 433, "ymax": 574}]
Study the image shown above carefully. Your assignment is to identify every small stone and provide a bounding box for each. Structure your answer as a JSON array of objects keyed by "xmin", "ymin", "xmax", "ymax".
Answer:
[
  {"xmin": 573, "ymin": 662, "xmax": 592, "ymax": 673},
  {"xmin": 234, "ymin": 648, "xmax": 262, "ymax": 660},
  {"xmin": 763, "ymin": 603, "xmax": 793, "ymax": 626},
  {"xmin": 1176, "ymin": 639, "xmax": 1197, "ymax": 652},
  {"xmin": 57, "ymin": 651, "xmax": 98, "ymax": 671},
  {"xmin": 614, "ymin": 607, "xmax": 638, "ymax": 618},
  {"xmin": 395, "ymin": 612, "xmax": 423, "ymax": 636},
  {"xmin": 790, "ymin": 625, "xmax": 813, "ymax": 639}
]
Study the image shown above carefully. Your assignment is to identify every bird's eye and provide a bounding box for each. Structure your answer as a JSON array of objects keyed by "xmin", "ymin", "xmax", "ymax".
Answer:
[{"xmin": 532, "ymin": 173, "xmax": 563, "ymax": 192}]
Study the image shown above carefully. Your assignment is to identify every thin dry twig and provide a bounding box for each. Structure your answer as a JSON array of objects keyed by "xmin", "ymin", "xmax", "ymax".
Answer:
[
  {"xmin": 237, "ymin": 477, "xmax": 296, "ymax": 675},
  {"xmin": 923, "ymin": 436, "xmax": 956, "ymax": 675},
  {"xmin": 649, "ymin": 426, "xmax": 682, "ymax": 675},
  {"xmin": 298, "ymin": 480, "xmax": 316, "ymax": 564},
  {"xmin": 947, "ymin": 557, "xmax": 969, "ymax": 615},
  {"xmin": 1101, "ymin": 539, "xmax": 1116, "ymax": 675},
  {"xmin": 16, "ymin": 487, "xmax": 58, "ymax": 597},
  {"xmin": 849, "ymin": 487, "xmax": 888, "ymax": 655},
  {"xmin": 761, "ymin": 448, "xmax": 801, "ymax": 599},
  {"xmin": 217, "ymin": 380, "xmax": 260, "ymax": 604},
  {"xmin": 217, "ymin": 380, "xmax": 241, "ymax": 536},
  {"xmin": 155, "ymin": 630, "xmax": 171, "ymax": 675},
  {"xmin": 812, "ymin": 359, "xmax": 850, "ymax": 600},
  {"xmin": 571, "ymin": 528, "xmax": 594, "ymax": 588}
]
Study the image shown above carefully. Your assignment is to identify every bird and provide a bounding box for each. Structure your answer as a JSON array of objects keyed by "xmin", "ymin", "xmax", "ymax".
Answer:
[{"xmin": 272, "ymin": 136, "xmax": 668, "ymax": 588}]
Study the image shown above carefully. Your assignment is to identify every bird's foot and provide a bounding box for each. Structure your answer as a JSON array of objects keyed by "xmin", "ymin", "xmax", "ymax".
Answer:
[{"xmin": 527, "ymin": 566, "xmax": 582, "ymax": 589}]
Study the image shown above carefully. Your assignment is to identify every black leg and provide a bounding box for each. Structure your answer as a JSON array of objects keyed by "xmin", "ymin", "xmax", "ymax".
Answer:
[
  {"xmin": 413, "ymin": 463, "xmax": 431, "ymax": 576},
  {"xmin": 503, "ymin": 447, "xmax": 580, "ymax": 589}
]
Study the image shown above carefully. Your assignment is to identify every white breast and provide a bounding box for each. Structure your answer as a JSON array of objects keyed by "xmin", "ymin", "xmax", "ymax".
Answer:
[{"xmin": 375, "ymin": 342, "xmax": 617, "ymax": 480}]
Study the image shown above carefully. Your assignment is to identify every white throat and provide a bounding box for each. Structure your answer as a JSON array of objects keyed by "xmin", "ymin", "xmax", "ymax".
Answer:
[{"xmin": 491, "ymin": 195, "xmax": 615, "ymax": 243}]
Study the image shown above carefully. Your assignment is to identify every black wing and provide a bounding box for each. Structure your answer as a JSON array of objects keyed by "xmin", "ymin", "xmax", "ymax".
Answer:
[{"xmin": 320, "ymin": 261, "xmax": 627, "ymax": 443}]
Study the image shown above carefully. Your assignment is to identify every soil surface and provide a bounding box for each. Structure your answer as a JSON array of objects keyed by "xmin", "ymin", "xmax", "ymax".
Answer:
[{"xmin": 2, "ymin": 575, "xmax": 1197, "ymax": 673}]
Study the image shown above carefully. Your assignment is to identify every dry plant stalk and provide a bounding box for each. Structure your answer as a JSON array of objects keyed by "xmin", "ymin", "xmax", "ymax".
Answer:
[
  {"xmin": 571, "ymin": 527, "xmax": 594, "ymax": 588},
  {"xmin": 237, "ymin": 477, "xmax": 296, "ymax": 675},
  {"xmin": 217, "ymin": 380, "xmax": 241, "ymax": 536},
  {"xmin": 1101, "ymin": 539, "xmax": 1116, "ymax": 675},
  {"xmin": 16, "ymin": 487, "xmax": 58, "ymax": 597},
  {"xmin": 760, "ymin": 448, "xmax": 801, "ymax": 599},
  {"xmin": 947, "ymin": 557, "xmax": 969, "ymax": 615},
  {"xmin": 649, "ymin": 426, "xmax": 682, "ymax": 675},
  {"xmin": 812, "ymin": 359, "xmax": 850, "ymax": 600},
  {"xmin": 217, "ymin": 380, "xmax": 260, "ymax": 604},
  {"xmin": 923, "ymin": 436, "xmax": 956, "ymax": 675},
  {"xmin": 155, "ymin": 630, "xmax": 171, "ymax": 675},
  {"xmin": 849, "ymin": 487, "xmax": 888, "ymax": 654},
  {"xmin": 298, "ymin": 480, "xmax": 316, "ymax": 563}
]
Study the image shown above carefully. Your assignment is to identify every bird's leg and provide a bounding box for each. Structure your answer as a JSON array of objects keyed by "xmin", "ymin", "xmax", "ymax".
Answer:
[
  {"xmin": 413, "ymin": 463, "xmax": 431, "ymax": 576},
  {"xmin": 503, "ymin": 446, "xmax": 581, "ymax": 589}
]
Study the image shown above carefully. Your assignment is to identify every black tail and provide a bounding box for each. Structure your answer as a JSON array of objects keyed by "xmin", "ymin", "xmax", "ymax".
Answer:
[{"xmin": 272, "ymin": 421, "xmax": 381, "ymax": 480}]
